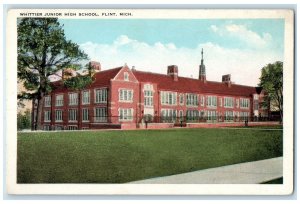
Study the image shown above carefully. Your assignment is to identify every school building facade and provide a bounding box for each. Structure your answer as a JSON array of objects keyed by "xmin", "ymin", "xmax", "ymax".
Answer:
[{"xmin": 39, "ymin": 52, "xmax": 269, "ymax": 130}]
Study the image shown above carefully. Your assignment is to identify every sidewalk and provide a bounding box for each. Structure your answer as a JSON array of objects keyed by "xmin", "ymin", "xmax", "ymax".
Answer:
[{"xmin": 129, "ymin": 157, "xmax": 283, "ymax": 184}]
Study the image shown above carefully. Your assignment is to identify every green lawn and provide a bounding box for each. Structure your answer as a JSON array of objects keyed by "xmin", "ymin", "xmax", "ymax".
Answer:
[{"xmin": 17, "ymin": 128, "xmax": 283, "ymax": 183}]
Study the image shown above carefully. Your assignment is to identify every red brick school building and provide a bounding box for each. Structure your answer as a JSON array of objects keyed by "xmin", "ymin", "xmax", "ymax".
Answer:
[{"xmin": 38, "ymin": 50, "xmax": 269, "ymax": 130}]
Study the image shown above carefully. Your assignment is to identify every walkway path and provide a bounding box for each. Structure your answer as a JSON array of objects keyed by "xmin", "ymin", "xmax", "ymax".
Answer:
[{"xmin": 129, "ymin": 157, "xmax": 283, "ymax": 184}]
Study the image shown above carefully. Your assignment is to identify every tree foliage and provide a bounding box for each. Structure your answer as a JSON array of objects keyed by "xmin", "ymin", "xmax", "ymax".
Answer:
[
  {"xmin": 17, "ymin": 109, "xmax": 31, "ymax": 130},
  {"xmin": 259, "ymin": 61, "xmax": 283, "ymax": 122},
  {"xmin": 17, "ymin": 18, "xmax": 90, "ymax": 130}
]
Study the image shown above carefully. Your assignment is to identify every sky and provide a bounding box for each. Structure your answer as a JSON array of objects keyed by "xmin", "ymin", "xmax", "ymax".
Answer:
[{"xmin": 59, "ymin": 19, "xmax": 285, "ymax": 86}]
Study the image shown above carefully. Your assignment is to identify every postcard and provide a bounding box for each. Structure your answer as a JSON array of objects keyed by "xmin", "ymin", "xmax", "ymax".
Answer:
[{"xmin": 6, "ymin": 8, "xmax": 294, "ymax": 195}]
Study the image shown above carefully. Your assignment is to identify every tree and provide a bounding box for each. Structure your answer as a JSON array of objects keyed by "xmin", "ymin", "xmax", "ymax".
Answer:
[
  {"xmin": 17, "ymin": 109, "xmax": 31, "ymax": 130},
  {"xmin": 18, "ymin": 18, "xmax": 89, "ymax": 130},
  {"xmin": 259, "ymin": 61, "xmax": 283, "ymax": 123}
]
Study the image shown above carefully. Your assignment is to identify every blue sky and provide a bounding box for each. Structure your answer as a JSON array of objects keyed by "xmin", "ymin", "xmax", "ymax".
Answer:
[{"xmin": 58, "ymin": 19, "xmax": 285, "ymax": 86}]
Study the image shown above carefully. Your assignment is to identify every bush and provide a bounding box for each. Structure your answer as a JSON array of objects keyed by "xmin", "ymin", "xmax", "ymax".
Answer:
[{"xmin": 17, "ymin": 109, "xmax": 31, "ymax": 130}]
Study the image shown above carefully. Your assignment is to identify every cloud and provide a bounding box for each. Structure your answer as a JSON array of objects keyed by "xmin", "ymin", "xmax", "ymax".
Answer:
[
  {"xmin": 210, "ymin": 24, "xmax": 273, "ymax": 49},
  {"xmin": 80, "ymin": 35, "xmax": 282, "ymax": 86}
]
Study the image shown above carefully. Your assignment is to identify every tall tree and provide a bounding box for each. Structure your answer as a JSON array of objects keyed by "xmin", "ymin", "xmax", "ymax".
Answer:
[
  {"xmin": 259, "ymin": 61, "xmax": 283, "ymax": 123},
  {"xmin": 17, "ymin": 18, "xmax": 88, "ymax": 130}
]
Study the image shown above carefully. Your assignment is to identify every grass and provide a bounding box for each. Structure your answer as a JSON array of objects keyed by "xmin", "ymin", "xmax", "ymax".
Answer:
[{"xmin": 17, "ymin": 128, "xmax": 283, "ymax": 183}]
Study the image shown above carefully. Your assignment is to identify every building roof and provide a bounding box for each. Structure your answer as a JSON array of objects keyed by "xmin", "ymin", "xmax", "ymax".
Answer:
[
  {"xmin": 51, "ymin": 67, "xmax": 122, "ymax": 91},
  {"xmin": 132, "ymin": 70, "xmax": 258, "ymax": 97},
  {"xmin": 51, "ymin": 65, "xmax": 259, "ymax": 97}
]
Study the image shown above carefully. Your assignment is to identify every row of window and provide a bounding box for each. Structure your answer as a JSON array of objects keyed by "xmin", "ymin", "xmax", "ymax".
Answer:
[
  {"xmin": 160, "ymin": 92, "xmax": 250, "ymax": 109},
  {"xmin": 43, "ymin": 125, "xmax": 85, "ymax": 131},
  {"xmin": 44, "ymin": 108, "xmax": 133, "ymax": 122},
  {"xmin": 45, "ymin": 89, "xmax": 251, "ymax": 109},
  {"xmin": 44, "ymin": 89, "xmax": 108, "ymax": 107},
  {"xmin": 161, "ymin": 109, "xmax": 250, "ymax": 120}
]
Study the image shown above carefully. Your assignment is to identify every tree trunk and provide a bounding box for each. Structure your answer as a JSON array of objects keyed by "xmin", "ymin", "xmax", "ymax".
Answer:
[
  {"xmin": 35, "ymin": 93, "xmax": 45, "ymax": 130},
  {"xmin": 31, "ymin": 99, "xmax": 35, "ymax": 131}
]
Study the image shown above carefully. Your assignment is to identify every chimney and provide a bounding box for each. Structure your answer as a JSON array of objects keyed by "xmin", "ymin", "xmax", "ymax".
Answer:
[
  {"xmin": 89, "ymin": 61, "xmax": 101, "ymax": 72},
  {"xmin": 167, "ymin": 65, "xmax": 178, "ymax": 81},
  {"xmin": 222, "ymin": 74, "xmax": 232, "ymax": 87}
]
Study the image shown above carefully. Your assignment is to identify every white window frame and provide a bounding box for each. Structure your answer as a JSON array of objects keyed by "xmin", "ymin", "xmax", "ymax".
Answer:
[
  {"xmin": 68, "ymin": 109, "xmax": 78, "ymax": 122},
  {"xmin": 55, "ymin": 110, "xmax": 63, "ymax": 122},
  {"xmin": 240, "ymin": 98, "xmax": 250, "ymax": 109},
  {"xmin": 186, "ymin": 109, "xmax": 199, "ymax": 121},
  {"xmin": 82, "ymin": 90, "xmax": 90, "ymax": 105},
  {"xmin": 95, "ymin": 88, "xmax": 108, "ymax": 103},
  {"xmin": 225, "ymin": 111, "xmax": 234, "ymax": 122},
  {"xmin": 207, "ymin": 110, "xmax": 217, "ymax": 122},
  {"xmin": 94, "ymin": 107, "xmax": 107, "ymax": 122},
  {"xmin": 44, "ymin": 110, "xmax": 51, "ymax": 122},
  {"xmin": 119, "ymin": 89, "xmax": 133, "ymax": 102},
  {"xmin": 44, "ymin": 96, "xmax": 51, "ymax": 107},
  {"xmin": 219, "ymin": 97, "xmax": 223, "ymax": 107},
  {"xmin": 55, "ymin": 125, "xmax": 64, "ymax": 130},
  {"xmin": 82, "ymin": 108, "xmax": 89, "ymax": 122},
  {"xmin": 207, "ymin": 96, "xmax": 217, "ymax": 108},
  {"xmin": 55, "ymin": 94, "xmax": 64, "ymax": 107},
  {"xmin": 69, "ymin": 92, "xmax": 78, "ymax": 106},
  {"xmin": 68, "ymin": 125, "xmax": 78, "ymax": 130},
  {"xmin": 160, "ymin": 91, "xmax": 177, "ymax": 105},
  {"xmin": 224, "ymin": 97, "xmax": 234, "ymax": 108},
  {"xmin": 44, "ymin": 125, "xmax": 51, "ymax": 131},
  {"xmin": 119, "ymin": 108, "xmax": 133, "ymax": 121},
  {"xmin": 186, "ymin": 93, "xmax": 199, "ymax": 106},
  {"xmin": 144, "ymin": 90, "xmax": 153, "ymax": 107}
]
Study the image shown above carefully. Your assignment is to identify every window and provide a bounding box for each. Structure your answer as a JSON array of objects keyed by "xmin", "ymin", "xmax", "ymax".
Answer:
[
  {"xmin": 161, "ymin": 109, "xmax": 177, "ymax": 122},
  {"xmin": 207, "ymin": 110, "xmax": 217, "ymax": 122},
  {"xmin": 186, "ymin": 94, "xmax": 198, "ymax": 106},
  {"xmin": 144, "ymin": 90, "xmax": 153, "ymax": 106},
  {"xmin": 186, "ymin": 110, "xmax": 199, "ymax": 121},
  {"xmin": 95, "ymin": 107, "xmax": 107, "ymax": 122},
  {"xmin": 240, "ymin": 112, "xmax": 249, "ymax": 121},
  {"xmin": 55, "ymin": 110, "xmax": 63, "ymax": 122},
  {"xmin": 179, "ymin": 94, "xmax": 184, "ymax": 105},
  {"xmin": 69, "ymin": 109, "xmax": 77, "ymax": 121},
  {"xmin": 119, "ymin": 108, "xmax": 133, "ymax": 121},
  {"xmin": 44, "ymin": 125, "xmax": 50, "ymax": 131},
  {"xmin": 44, "ymin": 110, "xmax": 51, "ymax": 122},
  {"xmin": 207, "ymin": 96, "xmax": 217, "ymax": 107},
  {"xmin": 82, "ymin": 90, "xmax": 90, "ymax": 105},
  {"xmin": 240, "ymin": 98, "xmax": 250, "ymax": 109},
  {"xmin": 69, "ymin": 93, "xmax": 78, "ymax": 105},
  {"xmin": 160, "ymin": 91, "xmax": 177, "ymax": 105},
  {"xmin": 119, "ymin": 89, "xmax": 133, "ymax": 102},
  {"xmin": 82, "ymin": 108, "xmax": 89, "ymax": 122},
  {"xmin": 200, "ymin": 95, "xmax": 205, "ymax": 106},
  {"xmin": 124, "ymin": 72, "xmax": 129, "ymax": 81},
  {"xmin": 82, "ymin": 127, "xmax": 89, "ymax": 130},
  {"xmin": 254, "ymin": 100, "xmax": 259, "ymax": 110},
  {"xmin": 55, "ymin": 94, "xmax": 64, "ymax": 106},
  {"xmin": 179, "ymin": 110, "xmax": 184, "ymax": 118},
  {"xmin": 225, "ymin": 111, "xmax": 234, "ymax": 121},
  {"xmin": 55, "ymin": 126, "xmax": 63, "ymax": 130},
  {"xmin": 95, "ymin": 88, "xmax": 108, "ymax": 103},
  {"xmin": 44, "ymin": 96, "xmax": 51, "ymax": 107},
  {"xmin": 224, "ymin": 97, "xmax": 234, "ymax": 108},
  {"xmin": 68, "ymin": 126, "xmax": 78, "ymax": 130}
]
